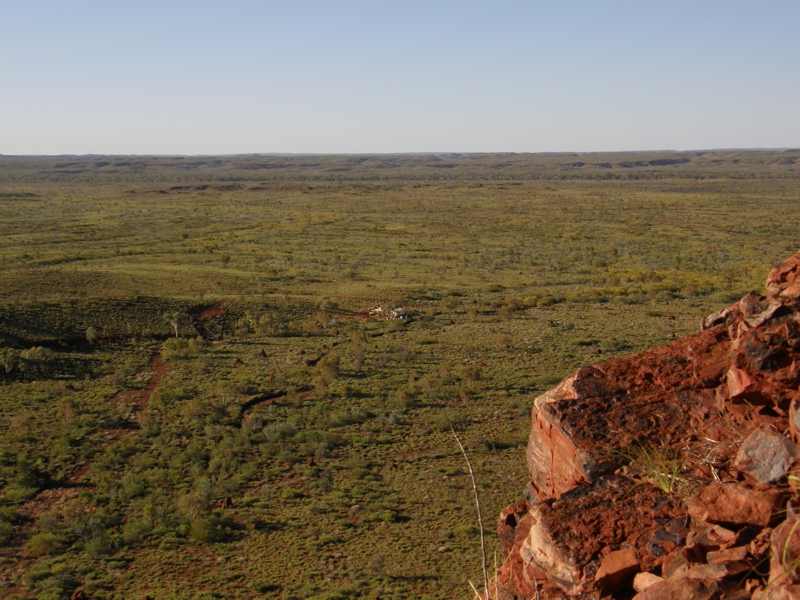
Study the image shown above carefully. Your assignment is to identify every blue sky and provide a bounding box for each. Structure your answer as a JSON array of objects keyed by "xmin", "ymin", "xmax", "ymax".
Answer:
[{"xmin": 1, "ymin": 1, "xmax": 798, "ymax": 154}]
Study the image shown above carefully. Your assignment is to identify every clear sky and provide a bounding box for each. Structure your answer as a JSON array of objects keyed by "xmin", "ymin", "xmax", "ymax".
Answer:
[{"xmin": 1, "ymin": 1, "xmax": 798, "ymax": 155}]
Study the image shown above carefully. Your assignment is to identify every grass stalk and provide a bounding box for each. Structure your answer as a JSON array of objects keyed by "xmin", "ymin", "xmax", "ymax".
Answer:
[
  {"xmin": 617, "ymin": 442, "xmax": 684, "ymax": 495},
  {"xmin": 453, "ymin": 426, "xmax": 491, "ymax": 600}
]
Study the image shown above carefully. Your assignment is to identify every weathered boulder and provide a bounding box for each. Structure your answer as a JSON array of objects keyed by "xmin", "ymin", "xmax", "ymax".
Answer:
[
  {"xmin": 705, "ymin": 545, "xmax": 749, "ymax": 563},
  {"xmin": 526, "ymin": 283, "xmax": 800, "ymax": 501},
  {"xmin": 790, "ymin": 398, "xmax": 800, "ymax": 442},
  {"xmin": 499, "ymin": 476, "xmax": 688, "ymax": 596},
  {"xmin": 495, "ymin": 504, "xmax": 556, "ymax": 600},
  {"xmin": 527, "ymin": 325, "xmax": 731, "ymax": 501}
]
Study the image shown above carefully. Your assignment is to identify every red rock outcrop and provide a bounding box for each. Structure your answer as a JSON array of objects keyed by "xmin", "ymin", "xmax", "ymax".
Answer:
[{"xmin": 496, "ymin": 251, "xmax": 800, "ymax": 599}]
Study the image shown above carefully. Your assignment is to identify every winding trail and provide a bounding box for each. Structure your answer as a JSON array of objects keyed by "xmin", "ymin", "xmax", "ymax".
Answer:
[
  {"xmin": 0, "ymin": 354, "xmax": 170, "ymax": 595},
  {"xmin": 239, "ymin": 388, "xmax": 313, "ymax": 422},
  {"xmin": 191, "ymin": 298, "xmax": 228, "ymax": 340}
]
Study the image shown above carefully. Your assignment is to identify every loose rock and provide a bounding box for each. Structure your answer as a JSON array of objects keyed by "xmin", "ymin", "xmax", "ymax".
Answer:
[
  {"xmin": 769, "ymin": 514, "xmax": 800, "ymax": 586},
  {"xmin": 733, "ymin": 425, "xmax": 799, "ymax": 483},
  {"xmin": 632, "ymin": 577, "xmax": 718, "ymax": 600},
  {"xmin": 686, "ymin": 483, "xmax": 786, "ymax": 527},
  {"xmin": 633, "ymin": 572, "xmax": 664, "ymax": 592},
  {"xmin": 594, "ymin": 548, "xmax": 639, "ymax": 592}
]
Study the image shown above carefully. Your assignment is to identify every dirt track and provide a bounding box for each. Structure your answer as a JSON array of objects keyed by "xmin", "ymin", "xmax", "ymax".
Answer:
[
  {"xmin": 0, "ymin": 354, "xmax": 170, "ymax": 595},
  {"xmin": 192, "ymin": 298, "xmax": 229, "ymax": 340}
]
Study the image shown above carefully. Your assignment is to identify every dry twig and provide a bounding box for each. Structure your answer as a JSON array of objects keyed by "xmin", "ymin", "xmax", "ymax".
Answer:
[{"xmin": 452, "ymin": 426, "xmax": 490, "ymax": 600}]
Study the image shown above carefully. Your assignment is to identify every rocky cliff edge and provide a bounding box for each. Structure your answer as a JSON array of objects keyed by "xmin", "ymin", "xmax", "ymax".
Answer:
[{"xmin": 496, "ymin": 250, "xmax": 800, "ymax": 599}]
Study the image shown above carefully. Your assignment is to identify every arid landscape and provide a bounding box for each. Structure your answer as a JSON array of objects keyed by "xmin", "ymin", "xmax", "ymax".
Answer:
[{"xmin": 1, "ymin": 151, "xmax": 799, "ymax": 599}]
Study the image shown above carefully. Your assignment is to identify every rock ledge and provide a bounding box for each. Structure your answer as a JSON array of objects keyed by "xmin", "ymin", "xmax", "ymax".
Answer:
[{"xmin": 496, "ymin": 251, "xmax": 800, "ymax": 599}]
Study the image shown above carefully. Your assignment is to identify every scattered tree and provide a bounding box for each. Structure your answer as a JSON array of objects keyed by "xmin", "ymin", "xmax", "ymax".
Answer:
[
  {"xmin": 163, "ymin": 311, "xmax": 189, "ymax": 338},
  {"xmin": 1, "ymin": 348, "xmax": 18, "ymax": 374}
]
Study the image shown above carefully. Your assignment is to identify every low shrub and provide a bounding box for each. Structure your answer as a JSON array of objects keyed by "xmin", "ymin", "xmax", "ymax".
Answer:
[
  {"xmin": 0, "ymin": 520, "xmax": 12, "ymax": 546},
  {"xmin": 122, "ymin": 519, "xmax": 151, "ymax": 545},
  {"xmin": 28, "ymin": 532, "xmax": 63, "ymax": 557},
  {"xmin": 190, "ymin": 514, "xmax": 233, "ymax": 543},
  {"xmin": 532, "ymin": 374, "xmax": 565, "ymax": 387}
]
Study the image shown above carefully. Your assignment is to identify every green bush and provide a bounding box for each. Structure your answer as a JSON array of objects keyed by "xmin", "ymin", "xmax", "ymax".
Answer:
[
  {"xmin": 122, "ymin": 519, "xmax": 151, "ymax": 545},
  {"xmin": 84, "ymin": 530, "xmax": 113, "ymax": 558},
  {"xmin": 276, "ymin": 449, "xmax": 296, "ymax": 464},
  {"xmin": 0, "ymin": 506, "xmax": 22, "ymax": 524},
  {"xmin": 306, "ymin": 591, "xmax": 351, "ymax": 600},
  {"xmin": 0, "ymin": 520, "xmax": 12, "ymax": 546},
  {"xmin": 28, "ymin": 532, "xmax": 63, "ymax": 556},
  {"xmin": 430, "ymin": 410, "xmax": 466, "ymax": 432},
  {"xmin": 162, "ymin": 336, "xmax": 205, "ymax": 360},
  {"xmin": 453, "ymin": 523, "xmax": 479, "ymax": 537},
  {"xmin": 121, "ymin": 473, "xmax": 146, "ymax": 498},
  {"xmin": 532, "ymin": 374, "xmax": 565, "ymax": 387},
  {"xmin": 23, "ymin": 566, "xmax": 52, "ymax": 589},
  {"xmin": 33, "ymin": 572, "xmax": 77, "ymax": 600},
  {"xmin": 281, "ymin": 488, "xmax": 304, "ymax": 500},
  {"xmin": 460, "ymin": 365, "xmax": 481, "ymax": 382},
  {"xmin": 601, "ymin": 339, "xmax": 633, "ymax": 353},
  {"xmin": 190, "ymin": 514, "xmax": 232, "ymax": 543},
  {"xmin": 536, "ymin": 296, "xmax": 560, "ymax": 307},
  {"xmin": 250, "ymin": 579, "xmax": 279, "ymax": 593},
  {"xmin": 263, "ymin": 422, "xmax": 296, "ymax": 442}
]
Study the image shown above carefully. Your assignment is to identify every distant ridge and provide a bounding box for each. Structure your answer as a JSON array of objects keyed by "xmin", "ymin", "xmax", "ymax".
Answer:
[{"xmin": 0, "ymin": 149, "xmax": 797, "ymax": 184}]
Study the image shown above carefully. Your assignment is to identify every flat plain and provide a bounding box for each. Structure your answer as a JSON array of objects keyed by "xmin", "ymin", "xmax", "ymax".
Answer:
[{"xmin": 0, "ymin": 150, "xmax": 798, "ymax": 599}]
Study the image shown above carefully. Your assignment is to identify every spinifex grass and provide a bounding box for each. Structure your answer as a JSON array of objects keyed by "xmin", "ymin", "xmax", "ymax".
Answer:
[{"xmin": 618, "ymin": 443, "xmax": 685, "ymax": 495}]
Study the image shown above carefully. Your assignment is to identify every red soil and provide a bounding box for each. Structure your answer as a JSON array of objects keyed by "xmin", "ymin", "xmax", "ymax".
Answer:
[{"xmin": 0, "ymin": 354, "xmax": 170, "ymax": 593}]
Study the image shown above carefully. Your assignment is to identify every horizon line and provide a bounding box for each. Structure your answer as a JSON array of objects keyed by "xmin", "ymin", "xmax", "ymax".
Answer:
[{"xmin": 0, "ymin": 147, "xmax": 798, "ymax": 159}]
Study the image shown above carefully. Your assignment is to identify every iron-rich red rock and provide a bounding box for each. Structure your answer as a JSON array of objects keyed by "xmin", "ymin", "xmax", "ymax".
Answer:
[
  {"xmin": 790, "ymin": 397, "xmax": 800, "ymax": 443},
  {"xmin": 495, "ymin": 250, "xmax": 800, "ymax": 599},
  {"xmin": 705, "ymin": 545, "xmax": 749, "ymax": 563},
  {"xmin": 769, "ymin": 514, "xmax": 800, "ymax": 586},
  {"xmin": 497, "ymin": 500, "xmax": 530, "ymax": 556},
  {"xmin": 754, "ymin": 583, "xmax": 800, "ymax": 600},
  {"xmin": 506, "ymin": 477, "xmax": 686, "ymax": 595},
  {"xmin": 766, "ymin": 252, "xmax": 800, "ymax": 301},
  {"xmin": 526, "ymin": 323, "xmax": 733, "ymax": 501},
  {"xmin": 495, "ymin": 507, "xmax": 550, "ymax": 600},
  {"xmin": 594, "ymin": 548, "xmax": 639, "ymax": 592},
  {"xmin": 686, "ymin": 483, "xmax": 786, "ymax": 527},
  {"xmin": 670, "ymin": 560, "xmax": 750, "ymax": 580},
  {"xmin": 632, "ymin": 577, "xmax": 718, "ymax": 600},
  {"xmin": 633, "ymin": 572, "xmax": 664, "ymax": 592}
]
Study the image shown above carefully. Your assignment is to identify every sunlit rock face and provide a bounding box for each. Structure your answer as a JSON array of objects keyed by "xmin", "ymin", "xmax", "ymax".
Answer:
[{"xmin": 496, "ymin": 250, "xmax": 800, "ymax": 599}]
